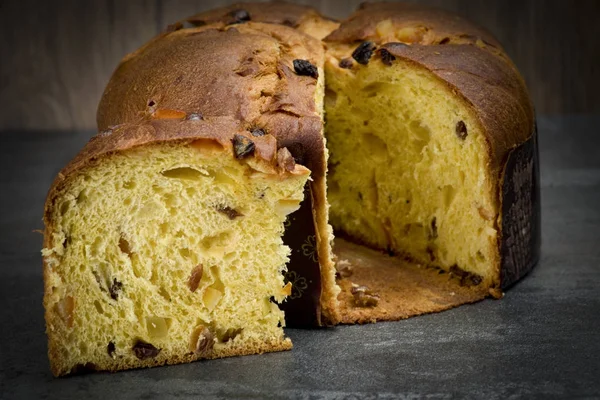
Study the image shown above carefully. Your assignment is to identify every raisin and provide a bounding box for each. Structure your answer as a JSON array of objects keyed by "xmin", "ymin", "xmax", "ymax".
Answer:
[
  {"xmin": 456, "ymin": 121, "xmax": 468, "ymax": 140},
  {"xmin": 107, "ymin": 342, "xmax": 116, "ymax": 358},
  {"xmin": 449, "ymin": 265, "xmax": 482, "ymax": 286},
  {"xmin": 352, "ymin": 41, "xmax": 377, "ymax": 65},
  {"xmin": 186, "ymin": 113, "xmax": 203, "ymax": 121},
  {"xmin": 293, "ymin": 59, "xmax": 319, "ymax": 79},
  {"xmin": 188, "ymin": 264, "xmax": 204, "ymax": 292},
  {"xmin": 109, "ymin": 278, "xmax": 123, "ymax": 300},
  {"xmin": 232, "ymin": 134, "xmax": 255, "ymax": 159},
  {"xmin": 228, "ymin": 9, "xmax": 250, "ymax": 24},
  {"xmin": 118, "ymin": 236, "xmax": 132, "ymax": 256},
  {"xmin": 217, "ymin": 206, "xmax": 243, "ymax": 220},
  {"xmin": 132, "ymin": 340, "xmax": 161, "ymax": 360},
  {"xmin": 450, "ymin": 265, "xmax": 467, "ymax": 278},
  {"xmin": 166, "ymin": 22, "xmax": 183, "ymax": 32},
  {"xmin": 251, "ymin": 128, "xmax": 266, "ymax": 137},
  {"xmin": 430, "ymin": 217, "xmax": 438, "ymax": 239},
  {"xmin": 379, "ymin": 49, "xmax": 396, "ymax": 66},
  {"xmin": 351, "ymin": 285, "xmax": 367, "ymax": 294},
  {"xmin": 426, "ymin": 245, "xmax": 436, "ymax": 262},
  {"xmin": 339, "ymin": 58, "xmax": 353, "ymax": 69},
  {"xmin": 469, "ymin": 274, "xmax": 483, "ymax": 286}
]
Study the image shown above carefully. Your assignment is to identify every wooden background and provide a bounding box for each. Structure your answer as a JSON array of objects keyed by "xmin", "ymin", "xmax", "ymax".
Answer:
[{"xmin": 1, "ymin": 0, "xmax": 598, "ymax": 131}]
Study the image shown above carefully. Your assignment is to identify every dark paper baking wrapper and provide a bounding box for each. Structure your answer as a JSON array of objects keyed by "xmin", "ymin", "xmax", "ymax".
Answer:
[
  {"xmin": 280, "ymin": 182, "xmax": 322, "ymax": 327},
  {"xmin": 500, "ymin": 123, "xmax": 541, "ymax": 288}
]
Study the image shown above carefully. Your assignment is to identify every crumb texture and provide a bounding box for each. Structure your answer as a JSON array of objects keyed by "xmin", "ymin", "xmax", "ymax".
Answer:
[
  {"xmin": 43, "ymin": 143, "xmax": 305, "ymax": 375},
  {"xmin": 325, "ymin": 52, "xmax": 498, "ymax": 286}
]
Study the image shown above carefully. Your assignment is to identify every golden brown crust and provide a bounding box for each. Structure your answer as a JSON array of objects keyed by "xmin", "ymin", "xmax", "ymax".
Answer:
[
  {"xmin": 97, "ymin": 23, "xmax": 325, "ymax": 175},
  {"xmin": 178, "ymin": 2, "xmax": 340, "ymax": 41}
]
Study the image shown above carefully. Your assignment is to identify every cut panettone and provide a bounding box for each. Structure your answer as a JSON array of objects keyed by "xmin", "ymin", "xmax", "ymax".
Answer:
[
  {"xmin": 42, "ymin": 1, "xmax": 541, "ymax": 375},
  {"xmin": 43, "ymin": 22, "xmax": 334, "ymax": 376},
  {"xmin": 42, "ymin": 120, "xmax": 311, "ymax": 376}
]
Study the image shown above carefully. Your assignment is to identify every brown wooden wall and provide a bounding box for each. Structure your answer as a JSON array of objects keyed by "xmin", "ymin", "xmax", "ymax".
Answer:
[{"xmin": 1, "ymin": 0, "xmax": 598, "ymax": 130}]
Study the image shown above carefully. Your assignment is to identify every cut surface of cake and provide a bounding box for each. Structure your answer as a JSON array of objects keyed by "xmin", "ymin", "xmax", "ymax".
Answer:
[{"xmin": 42, "ymin": 120, "xmax": 311, "ymax": 376}]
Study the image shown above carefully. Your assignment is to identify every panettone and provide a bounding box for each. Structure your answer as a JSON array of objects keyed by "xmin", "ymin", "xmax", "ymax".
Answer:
[
  {"xmin": 42, "ymin": 2, "xmax": 540, "ymax": 375},
  {"xmin": 42, "ymin": 23, "xmax": 331, "ymax": 376}
]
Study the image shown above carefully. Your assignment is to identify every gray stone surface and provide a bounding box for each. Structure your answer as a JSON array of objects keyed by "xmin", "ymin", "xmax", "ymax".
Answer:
[{"xmin": 0, "ymin": 116, "xmax": 599, "ymax": 399}]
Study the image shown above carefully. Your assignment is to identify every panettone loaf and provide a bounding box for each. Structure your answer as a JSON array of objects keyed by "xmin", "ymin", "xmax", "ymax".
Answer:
[
  {"xmin": 43, "ymin": 23, "xmax": 328, "ymax": 376},
  {"xmin": 42, "ymin": 1, "xmax": 541, "ymax": 375}
]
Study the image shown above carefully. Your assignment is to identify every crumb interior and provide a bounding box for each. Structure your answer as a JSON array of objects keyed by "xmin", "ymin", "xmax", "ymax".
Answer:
[
  {"xmin": 324, "ymin": 53, "xmax": 498, "ymax": 284},
  {"xmin": 43, "ymin": 143, "xmax": 306, "ymax": 374}
]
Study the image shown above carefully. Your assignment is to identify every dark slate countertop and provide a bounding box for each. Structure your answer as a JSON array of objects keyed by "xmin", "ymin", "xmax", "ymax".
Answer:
[{"xmin": 1, "ymin": 116, "xmax": 599, "ymax": 399}]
